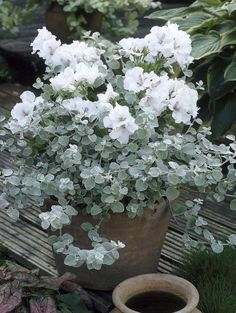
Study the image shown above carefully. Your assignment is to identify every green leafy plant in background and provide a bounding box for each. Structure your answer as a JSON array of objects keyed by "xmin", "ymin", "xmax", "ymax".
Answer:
[
  {"xmin": 0, "ymin": 0, "xmax": 42, "ymax": 34},
  {"xmin": 149, "ymin": 0, "xmax": 236, "ymax": 138},
  {"xmin": 0, "ymin": 0, "xmax": 160, "ymax": 39},
  {"xmin": 176, "ymin": 247, "xmax": 236, "ymax": 313}
]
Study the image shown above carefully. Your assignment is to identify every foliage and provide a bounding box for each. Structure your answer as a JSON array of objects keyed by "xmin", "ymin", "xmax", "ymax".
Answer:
[
  {"xmin": 175, "ymin": 247, "xmax": 236, "ymax": 313},
  {"xmin": 149, "ymin": 0, "xmax": 236, "ymax": 138},
  {"xmin": 0, "ymin": 0, "xmax": 160, "ymax": 39},
  {"xmin": 0, "ymin": 260, "xmax": 92, "ymax": 313},
  {"xmin": 1, "ymin": 24, "xmax": 236, "ymax": 270},
  {"xmin": 56, "ymin": 0, "xmax": 160, "ymax": 39},
  {"xmin": 0, "ymin": 0, "xmax": 41, "ymax": 34}
]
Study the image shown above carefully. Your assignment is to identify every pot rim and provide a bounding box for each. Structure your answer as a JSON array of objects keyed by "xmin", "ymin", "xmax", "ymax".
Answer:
[{"xmin": 112, "ymin": 273, "xmax": 199, "ymax": 313}]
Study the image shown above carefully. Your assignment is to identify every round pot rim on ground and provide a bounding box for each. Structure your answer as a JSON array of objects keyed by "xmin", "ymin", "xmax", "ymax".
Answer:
[{"xmin": 112, "ymin": 273, "xmax": 200, "ymax": 313}]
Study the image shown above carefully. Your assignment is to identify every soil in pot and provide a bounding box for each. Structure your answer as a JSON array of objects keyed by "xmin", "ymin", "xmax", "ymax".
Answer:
[{"xmin": 126, "ymin": 291, "xmax": 186, "ymax": 313}]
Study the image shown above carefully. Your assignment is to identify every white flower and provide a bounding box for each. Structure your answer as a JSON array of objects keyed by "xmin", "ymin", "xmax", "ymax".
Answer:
[
  {"xmin": 31, "ymin": 27, "xmax": 61, "ymax": 62},
  {"xmin": 50, "ymin": 63, "xmax": 104, "ymax": 92},
  {"xmin": 124, "ymin": 67, "xmax": 159, "ymax": 93},
  {"xmin": 11, "ymin": 91, "xmax": 37, "ymax": 127},
  {"xmin": 50, "ymin": 67, "xmax": 76, "ymax": 92},
  {"xmin": 62, "ymin": 97, "xmax": 99, "ymax": 117},
  {"xmin": 103, "ymin": 105, "xmax": 138, "ymax": 144},
  {"xmin": 119, "ymin": 37, "xmax": 146, "ymax": 59},
  {"xmin": 168, "ymin": 80, "xmax": 198, "ymax": 124},
  {"xmin": 50, "ymin": 41, "xmax": 101, "ymax": 69},
  {"xmin": 168, "ymin": 23, "xmax": 193, "ymax": 69},
  {"xmin": 7, "ymin": 120, "xmax": 22, "ymax": 134},
  {"xmin": 74, "ymin": 63, "xmax": 103, "ymax": 84},
  {"xmin": 98, "ymin": 83, "xmax": 118, "ymax": 103},
  {"xmin": 144, "ymin": 23, "xmax": 193, "ymax": 68},
  {"xmin": 124, "ymin": 67, "xmax": 146, "ymax": 92},
  {"xmin": 140, "ymin": 74, "xmax": 171, "ymax": 116}
]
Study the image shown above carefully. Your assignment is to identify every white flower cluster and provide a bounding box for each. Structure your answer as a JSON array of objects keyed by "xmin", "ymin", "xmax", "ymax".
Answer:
[
  {"xmin": 103, "ymin": 105, "xmax": 138, "ymax": 144},
  {"xmin": 31, "ymin": 27, "xmax": 101, "ymax": 69},
  {"xmin": 124, "ymin": 67, "xmax": 198, "ymax": 123},
  {"xmin": 119, "ymin": 22, "xmax": 193, "ymax": 70},
  {"xmin": 10, "ymin": 24, "xmax": 198, "ymax": 143}
]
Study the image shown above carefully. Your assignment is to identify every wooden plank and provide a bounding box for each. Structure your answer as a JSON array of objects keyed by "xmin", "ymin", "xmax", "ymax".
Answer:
[{"xmin": 0, "ymin": 213, "xmax": 57, "ymax": 276}]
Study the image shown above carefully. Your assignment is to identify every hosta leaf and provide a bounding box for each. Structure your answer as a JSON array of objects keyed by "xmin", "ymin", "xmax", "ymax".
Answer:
[
  {"xmin": 191, "ymin": 31, "xmax": 221, "ymax": 59},
  {"xmin": 147, "ymin": 6, "xmax": 193, "ymax": 21},
  {"xmin": 221, "ymin": 28, "xmax": 236, "ymax": 47},
  {"xmin": 207, "ymin": 60, "xmax": 234, "ymax": 100},
  {"xmin": 211, "ymin": 93, "xmax": 236, "ymax": 138},
  {"xmin": 224, "ymin": 60, "xmax": 236, "ymax": 81},
  {"xmin": 171, "ymin": 12, "xmax": 214, "ymax": 33},
  {"xmin": 199, "ymin": 0, "xmax": 221, "ymax": 5},
  {"xmin": 227, "ymin": 2, "xmax": 236, "ymax": 15},
  {"xmin": 213, "ymin": 20, "xmax": 236, "ymax": 35}
]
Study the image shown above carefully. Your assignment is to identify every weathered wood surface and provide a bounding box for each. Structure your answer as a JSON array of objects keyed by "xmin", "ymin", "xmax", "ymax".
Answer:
[{"xmin": 0, "ymin": 84, "xmax": 236, "ymax": 312}]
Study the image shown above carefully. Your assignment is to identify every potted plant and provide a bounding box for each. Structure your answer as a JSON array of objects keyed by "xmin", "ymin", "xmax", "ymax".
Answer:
[{"xmin": 1, "ymin": 24, "xmax": 236, "ymax": 291}]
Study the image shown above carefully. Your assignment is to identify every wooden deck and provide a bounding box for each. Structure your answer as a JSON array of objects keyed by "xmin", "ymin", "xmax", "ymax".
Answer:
[{"xmin": 0, "ymin": 84, "xmax": 236, "ymax": 311}]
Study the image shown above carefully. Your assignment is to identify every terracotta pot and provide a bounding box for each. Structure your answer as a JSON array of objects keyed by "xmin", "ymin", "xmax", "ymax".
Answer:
[
  {"xmin": 111, "ymin": 274, "xmax": 202, "ymax": 313},
  {"xmin": 45, "ymin": 3, "xmax": 103, "ymax": 43},
  {"xmin": 46, "ymin": 200, "xmax": 170, "ymax": 290}
]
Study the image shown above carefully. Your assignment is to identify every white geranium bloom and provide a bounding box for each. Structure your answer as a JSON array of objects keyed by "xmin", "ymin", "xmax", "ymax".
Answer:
[
  {"xmin": 11, "ymin": 91, "xmax": 37, "ymax": 127},
  {"xmin": 74, "ymin": 63, "xmax": 103, "ymax": 84},
  {"xmin": 167, "ymin": 23, "xmax": 193, "ymax": 69},
  {"xmin": 168, "ymin": 80, "xmax": 198, "ymax": 124},
  {"xmin": 50, "ymin": 63, "xmax": 104, "ymax": 92},
  {"xmin": 103, "ymin": 105, "xmax": 138, "ymax": 144},
  {"xmin": 7, "ymin": 120, "xmax": 22, "ymax": 134},
  {"xmin": 50, "ymin": 67, "xmax": 76, "ymax": 92},
  {"xmin": 31, "ymin": 27, "xmax": 61, "ymax": 62},
  {"xmin": 124, "ymin": 67, "xmax": 145, "ymax": 92},
  {"xmin": 50, "ymin": 41, "xmax": 101, "ymax": 69},
  {"xmin": 144, "ymin": 23, "xmax": 193, "ymax": 69},
  {"xmin": 98, "ymin": 83, "xmax": 118, "ymax": 103},
  {"xmin": 119, "ymin": 37, "xmax": 146, "ymax": 59},
  {"xmin": 124, "ymin": 67, "xmax": 158, "ymax": 93},
  {"xmin": 140, "ymin": 74, "xmax": 171, "ymax": 116},
  {"xmin": 62, "ymin": 97, "xmax": 99, "ymax": 117}
]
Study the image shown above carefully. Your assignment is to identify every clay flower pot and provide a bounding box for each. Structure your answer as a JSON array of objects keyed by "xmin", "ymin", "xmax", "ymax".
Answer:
[
  {"xmin": 46, "ymin": 199, "xmax": 170, "ymax": 290},
  {"xmin": 112, "ymin": 274, "xmax": 201, "ymax": 313}
]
